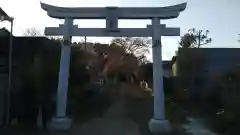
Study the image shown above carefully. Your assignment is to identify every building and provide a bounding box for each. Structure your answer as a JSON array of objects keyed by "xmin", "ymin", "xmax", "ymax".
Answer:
[
  {"xmin": 0, "ymin": 28, "xmax": 61, "ymax": 127},
  {"xmin": 176, "ymin": 48, "xmax": 240, "ymax": 76},
  {"xmin": 174, "ymin": 48, "xmax": 240, "ymax": 97},
  {"xmin": 0, "ymin": 7, "xmax": 11, "ymax": 21},
  {"xmin": 162, "ymin": 61, "xmax": 173, "ymax": 78}
]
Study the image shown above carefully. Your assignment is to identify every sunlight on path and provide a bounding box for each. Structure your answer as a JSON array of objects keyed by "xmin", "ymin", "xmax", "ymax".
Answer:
[{"xmin": 182, "ymin": 117, "xmax": 218, "ymax": 135}]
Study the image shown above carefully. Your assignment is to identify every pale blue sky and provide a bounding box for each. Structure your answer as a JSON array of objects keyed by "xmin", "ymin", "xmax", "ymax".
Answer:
[{"xmin": 1, "ymin": 0, "xmax": 240, "ymax": 60}]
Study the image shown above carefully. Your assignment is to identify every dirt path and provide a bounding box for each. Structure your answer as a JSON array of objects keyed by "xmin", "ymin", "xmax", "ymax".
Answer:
[{"xmin": 70, "ymin": 93, "xmax": 141, "ymax": 135}]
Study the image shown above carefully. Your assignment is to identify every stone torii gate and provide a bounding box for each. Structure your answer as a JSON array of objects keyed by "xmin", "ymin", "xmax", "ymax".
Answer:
[{"xmin": 40, "ymin": 2, "xmax": 186, "ymax": 133}]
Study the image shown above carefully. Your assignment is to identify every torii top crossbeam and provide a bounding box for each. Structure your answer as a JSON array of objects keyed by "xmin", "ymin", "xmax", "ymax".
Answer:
[{"xmin": 40, "ymin": 2, "xmax": 186, "ymax": 19}]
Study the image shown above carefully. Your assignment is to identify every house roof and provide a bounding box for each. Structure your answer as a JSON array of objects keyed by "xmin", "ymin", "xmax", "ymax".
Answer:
[
  {"xmin": 162, "ymin": 61, "xmax": 172, "ymax": 69},
  {"xmin": 0, "ymin": 7, "xmax": 11, "ymax": 21}
]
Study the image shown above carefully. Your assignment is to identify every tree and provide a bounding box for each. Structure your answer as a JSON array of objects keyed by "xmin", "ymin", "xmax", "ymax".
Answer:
[
  {"xmin": 101, "ymin": 43, "xmax": 129, "ymax": 74},
  {"xmin": 179, "ymin": 28, "xmax": 212, "ymax": 48},
  {"xmin": 92, "ymin": 43, "xmax": 140, "ymax": 83},
  {"xmin": 111, "ymin": 37, "xmax": 150, "ymax": 62},
  {"xmin": 23, "ymin": 27, "xmax": 42, "ymax": 36},
  {"xmin": 176, "ymin": 28, "xmax": 212, "ymax": 91}
]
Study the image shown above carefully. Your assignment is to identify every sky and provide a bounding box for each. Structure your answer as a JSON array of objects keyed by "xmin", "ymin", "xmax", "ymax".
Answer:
[{"xmin": 1, "ymin": 0, "xmax": 240, "ymax": 61}]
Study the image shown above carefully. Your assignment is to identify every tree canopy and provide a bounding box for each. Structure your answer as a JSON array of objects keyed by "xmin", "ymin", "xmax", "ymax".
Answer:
[
  {"xmin": 111, "ymin": 37, "xmax": 150, "ymax": 64},
  {"xmin": 179, "ymin": 28, "xmax": 212, "ymax": 48}
]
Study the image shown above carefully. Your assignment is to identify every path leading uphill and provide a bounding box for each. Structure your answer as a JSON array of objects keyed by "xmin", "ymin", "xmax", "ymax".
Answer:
[{"xmin": 70, "ymin": 84, "xmax": 141, "ymax": 135}]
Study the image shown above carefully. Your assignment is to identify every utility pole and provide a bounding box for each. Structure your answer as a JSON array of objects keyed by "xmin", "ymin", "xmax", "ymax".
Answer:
[
  {"xmin": 197, "ymin": 30, "xmax": 202, "ymax": 48},
  {"xmin": 84, "ymin": 36, "xmax": 87, "ymax": 51},
  {"xmin": 238, "ymin": 34, "xmax": 240, "ymax": 42},
  {"xmin": 0, "ymin": 7, "xmax": 14, "ymax": 126}
]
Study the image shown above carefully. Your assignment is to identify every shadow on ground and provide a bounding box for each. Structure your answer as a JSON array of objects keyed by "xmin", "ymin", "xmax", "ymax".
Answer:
[{"xmin": 0, "ymin": 83, "xmax": 191, "ymax": 135}]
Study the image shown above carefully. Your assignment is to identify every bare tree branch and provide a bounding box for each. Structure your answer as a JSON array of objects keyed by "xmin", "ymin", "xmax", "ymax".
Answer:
[
  {"xmin": 23, "ymin": 27, "xmax": 42, "ymax": 36},
  {"xmin": 179, "ymin": 28, "xmax": 212, "ymax": 48}
]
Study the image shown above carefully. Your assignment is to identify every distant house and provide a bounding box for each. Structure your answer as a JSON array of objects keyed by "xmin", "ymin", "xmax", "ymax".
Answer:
[
  {"xmin": 139, "ymin": 61, "xmax": 173, "ymax": 80},
  {"xmin": 78, "ymin": 42, "xmax": 95, "ymax": 53},
  {"xmin": 162, "ymin": 61, "xmax": 173, "ymax": 78}
]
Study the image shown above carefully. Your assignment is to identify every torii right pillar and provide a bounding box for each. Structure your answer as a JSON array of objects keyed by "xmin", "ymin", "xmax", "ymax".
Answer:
[
  {"xmin": 149, "ymin": 18, "xmax": 171, "ymax": 133},
  {"xmin": 147, "ymin": 4, "xmax": 187, "ymax": 133}
]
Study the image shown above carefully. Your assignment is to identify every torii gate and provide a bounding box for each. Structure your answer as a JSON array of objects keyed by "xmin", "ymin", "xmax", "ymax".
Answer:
[{"xmin": 40, "ymin": 2, "xmax": 186, "ymax": 133}]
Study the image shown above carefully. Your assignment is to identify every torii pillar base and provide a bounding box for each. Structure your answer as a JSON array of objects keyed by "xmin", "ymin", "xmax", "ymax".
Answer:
[
  {"xmin": 149, "ymin": 118, "xmax": 171, "ymax": 134},
  {"xmin": 47, "ymin": 117, "xmax": 72, "ymax": 131}
]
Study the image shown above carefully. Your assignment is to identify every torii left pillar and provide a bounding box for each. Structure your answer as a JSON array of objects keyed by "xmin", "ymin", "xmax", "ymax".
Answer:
[{"xmin": 49, "ymin": 18, "xmax": 73, "ymax": 131}]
